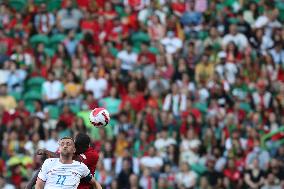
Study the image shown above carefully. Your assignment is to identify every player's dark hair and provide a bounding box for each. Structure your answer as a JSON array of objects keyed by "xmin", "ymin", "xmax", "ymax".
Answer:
[{"xmin": 74, "ymin": 133, "xmax": 91, "ymax": 154}]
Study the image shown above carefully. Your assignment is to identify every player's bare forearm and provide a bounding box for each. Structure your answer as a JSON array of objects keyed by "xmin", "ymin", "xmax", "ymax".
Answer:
[
  {"xmin": 35, "ymin": 178, "xmax": 45, "ymax": 189},
  {"xmin": 25, "ymin": 170, "xmax": 40, "ymax": 189},
  {"xmin": 90, "ymin": 178, "xmax": 102, "ymax": 189}
]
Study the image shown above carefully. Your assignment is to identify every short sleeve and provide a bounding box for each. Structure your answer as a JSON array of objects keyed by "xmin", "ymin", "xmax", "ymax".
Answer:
[
  {"xmin": 38, "ymin": 159, "xmax": 50, "ymax": 182},
  {"xmin": 81, "ymin": 163, "xmax": 91, "ymax": 178},
  {"xmin": 80, "ymin": 163, "xmax": 92, "ymax": 183}
]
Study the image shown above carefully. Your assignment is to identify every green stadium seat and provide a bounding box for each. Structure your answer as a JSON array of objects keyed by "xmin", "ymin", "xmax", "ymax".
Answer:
[
  {"xmin": 47, "ymin": 0, "xmax": 62, "ymax": 12},
  {"xmin": 30, "ymin": 34, "xmax": 49, "ymax": 47},
  {"xmin": 23, "ymin": 90, "xmax": 42, "ymax": 101},
  {"xmin": 148, "ymin": 46, "xmax": 159, "ymax": 55},
  {"xmin": 33, "ymin": 0, "xmax": 45, "ymax": 5},
  {"xmin": 70, "ymin": 104, "xmax": 81, "ymax": 114},
  {"xmin": 46, "ymin": 105, "xmax": 61, "ymax": 119},
  {"xmin": 9, "ymin": 0, "xmax": 27, "ymax": 12},
  {"xmin": 49, "ymin": 34, "xmax": 66, "ymax": 48},
  {"xmin": 109, "ymin": 47, "xmax": 119, "ymax": 57},
  {"xmin": 9, "ymin": 91, "xmax": 22, "ymax": 101},
  {"xmin": 193, "ymin": 102, "xmax": 208, "ymax": 113},
  {"xmin": 25, "ymin": 102, "xmax": 35, "ymax": 113},
  {"xmin": 27, "ymin": 77, "xmax": 46, "ymax": 87},
  {"xmin": 131, "ymin": 32, "xmax": 150, "ymax": 44},
  {"xmin": 44, "ymin": 48, "xmax": 55, "ymax": 57}
]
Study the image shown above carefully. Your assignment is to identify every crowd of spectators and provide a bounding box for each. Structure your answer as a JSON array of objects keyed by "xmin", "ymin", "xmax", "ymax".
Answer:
[{"xmin": 0, "ymin": 0, "xmax": 284, "ymax": 188}]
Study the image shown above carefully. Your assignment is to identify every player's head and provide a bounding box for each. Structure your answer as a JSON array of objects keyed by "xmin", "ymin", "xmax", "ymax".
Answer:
[
  {"xmin": 74, "ymin": 133, "xmax": 91, "ymax": 154},
  {"xmin": 58, "ymin": 137, "xmax": 76, "ymax": 157}
]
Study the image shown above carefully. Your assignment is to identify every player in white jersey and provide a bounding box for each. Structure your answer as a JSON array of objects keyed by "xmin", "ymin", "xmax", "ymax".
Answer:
[{"xmin": 35, "ymin": 137, "xmax": 101, "ymax": 189}]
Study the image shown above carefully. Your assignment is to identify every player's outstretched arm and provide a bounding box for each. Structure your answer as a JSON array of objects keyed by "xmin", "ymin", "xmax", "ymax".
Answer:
[
  {"xmin": 89, "ymin": 178, "xmax": 102, "ymax": 189},
  {"xmin": 37, "ymin": 149, "xmax": 58, "ymax": 158},
  {"xmin": 25, "ymin": 170, "xmax": 40, "ymax": 189}
]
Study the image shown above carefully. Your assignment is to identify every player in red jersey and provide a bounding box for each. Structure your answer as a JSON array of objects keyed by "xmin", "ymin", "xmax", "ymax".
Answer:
[
  {"xmin": 75, "ymin": 133, "xmax": 100, "ymax": 189},
  {"xmin": 25, "ymin": 133, "xmax": 100, "ymax": 189}
]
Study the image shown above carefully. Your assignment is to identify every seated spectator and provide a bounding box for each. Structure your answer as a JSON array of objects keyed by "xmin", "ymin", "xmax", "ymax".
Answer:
[
  {"xmin": 6, "ymin": 60, "xmax": 27, "ymax": 93},
  {"xmin": 261, "ymin": 173, "xmax": 281, "ymax": 189},
  {"xmin": 222, "ymin": 24, "xmax": 248, "ymax": 50},
  {"xmin": 139, "ymin": 168, "xmax": 155, "ymax": 189},
  {"xmin": 245, "ymin": 139, "xmax": 270, "ymax": 171},
  {"xmin": 244, "ymin": 158, "xmax": 265, "ymax": 189},
  {"xmin": 117, "ymin": 159, "xmax": 133, "ymax": 189},
  {"xmin": 195, "ymin": 54, "xmax": 215, "ymax": 84},
  {"xmin": 163, "ymin": 83, "xmax": 186, "ymax": 117},
  {"xmin": 154, "ymin": 129, "xmax": 177, "ymax": 158},
  {"xmin": 223, "ymin": 159, "xmax": 242, "ymax": 188},
  {"xmin": 0, "ymin": 175, "xmax": 15, "ymax": 189},
  {"xmin": 34, "ymin": 3, "xmax": 55, "ymax": 34},
  {"xmin": 59, "ymin": 105, "xmax": 75, "ymax": 128},
  {"xmin": 0, "ymin": 84, "xmax": 17, "ymax": 111},
  {"xmin": 10, "ymin": 44, "xmax": 33, "ymax": 67},
  {"xmin": 41, "ymin": 71, "xmax": 64, "ymax": 105},
  {"xmin": 63, "ymin": 30, "xmax": 80, "ymax": 57},
  {"xmin": 24, "ymin": 132, "xmax": 45, "ymax": 156},
  {"xmin": 84, "ymin": 68, "xmax": 108, "ymax": 100},
  {"xmin": 147, "ymin": 15, "xmax": 165, "ymax": 41},
  {"xmin": 115, "ymin": 148, "xmax": 139, "ymax": 175},
  {"xmin": 129, "ymin": 174, "xmax": 141, "ymax": 189},
  {"xmin": 63, "ymin": 71, "xmax": 82, "ymax": 106},
  {"xmin": 99, "ymin": 86, "xmax": 121, "ymax": 117},
  {"xmin": 204, "ymin": 157, "xmax": 223, "ymax": 188},
  {"xmin": 140, "ymin": 146, "xmax": 163, "ymax": 173},
  {"xmin": 117, "ymin": 42, "xmax": 138, "ymax": 73},
  {"xmin": 95, "ymin": 160, "xmax": 113, "ymax": 187},
  {"xmin": 120, "ymin": 81, "xmax": 146, "ymax": 113},
  {"xmin": 57, "ymin": 0, "xmax": 83, "ymax": 30},
  {"xmin": 160, "ymin": 31, "xmax": 183, "ymax": 54},
  {"xmin": 176, "ymin": 162, "xmax": 197, "ymax": 189}
]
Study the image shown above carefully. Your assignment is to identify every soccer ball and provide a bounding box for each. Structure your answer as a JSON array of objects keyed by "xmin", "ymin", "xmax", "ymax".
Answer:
[{"xmin": 89, "ymin": 108, "xmax": 110, "ymax": 128}]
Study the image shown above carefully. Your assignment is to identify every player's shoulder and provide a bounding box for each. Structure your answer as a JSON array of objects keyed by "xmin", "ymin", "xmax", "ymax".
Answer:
[
  {"xmin": 84, "ymin": 147, "xmax": 99, "ymax": 157},
  {"xmin": 44, "ymin": 158, "xmax": 59, "ymax": 163},
  {"xmin": 42, "ymin": 158, "xmax": 59, "ymax": 167},
  {"xmin": 72, "ymin": 160, "xmax": 87, "ymax": 166}
]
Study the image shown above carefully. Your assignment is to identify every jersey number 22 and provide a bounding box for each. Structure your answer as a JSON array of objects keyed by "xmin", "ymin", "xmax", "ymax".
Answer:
[{"xmin": 56, "ymin": 175, "xmax": 66, "ymax": 185}]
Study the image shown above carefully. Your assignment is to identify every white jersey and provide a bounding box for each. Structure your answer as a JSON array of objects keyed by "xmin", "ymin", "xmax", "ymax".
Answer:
[{"xmin": 38, "ymin": 158, "xmax": 91, "ymax": 189}]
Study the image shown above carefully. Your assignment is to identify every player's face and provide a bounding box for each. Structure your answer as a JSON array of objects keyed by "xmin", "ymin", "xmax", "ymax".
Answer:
[{"xmin": 59, "ymin": 139, "xmax": 76, "ymax": 156}]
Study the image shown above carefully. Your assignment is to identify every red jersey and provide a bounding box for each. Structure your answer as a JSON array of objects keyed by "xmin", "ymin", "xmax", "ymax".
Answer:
[{"xmin": 78, "ymin": 147, "xmax": 99, "ymax": 189}]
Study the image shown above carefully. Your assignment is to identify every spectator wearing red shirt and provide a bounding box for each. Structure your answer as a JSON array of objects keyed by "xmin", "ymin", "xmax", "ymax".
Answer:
[
  {"xmin": 223, "ymin": 159, "xmax": 242, "ymax": 186},
  {"xmin": 120, "ymin": 81, "xmax": 146, "ymax": 112},
  {"xmin": 59, "ymin": 105, "xmax": 75, "ymax": 128}
]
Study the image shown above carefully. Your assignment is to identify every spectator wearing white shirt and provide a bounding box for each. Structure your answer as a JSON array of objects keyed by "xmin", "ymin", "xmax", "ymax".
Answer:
[
  {"xmin": 163, "ymin": 83, "xmax": 187, "ymax": 117},
  {"xmin": 154, "ymin": 129, "xmax": 177, "ymax": 158},
  {"xmin": 115, "ymin": 148, "xmax": 139, "ymax": 175},
  {"xmin": 42, "ymin": 71, "xmax": 64, "ymax": 105},
  {"xmin": 140, "ymin": 147, "xmax": 163, "ymax": 172},
  {"xmin": 269, "ymin": 42, "xmax": 284, "ymax": 67},
  {"xmin": 44, "ymin": 130, "xmax": 59, "ymax": 152},
  {"xmin": 0, "ymin": 176, "xmax": 15, "ymax": 189},
  {"xmin": 176, "ymin": 162, "xmax": 198, "ymax": 189},
  {"xmin": 139, "ymin": 168, "xmax": 156, "ymax": 189},
  {"xmin": 10, "ymin": 44, "xmax": 33, "ymax": 67},
  {"xmin": 160, "ymin": 31, "xmax": 183, "ymax": 54},
  {"xmin": 222, "ymin": 24, "xmax": 248, "ymax": 50},
  {"xmin": 117, "ymin": 42, "xmax": 138, "ymax": 72},
  {"xmin": 24, "ymin": 132, "xmax": 45, "ymax": 156},
  {"xmin": 84, "ymin": 68, "xmax": 108, "ymax": 100}
]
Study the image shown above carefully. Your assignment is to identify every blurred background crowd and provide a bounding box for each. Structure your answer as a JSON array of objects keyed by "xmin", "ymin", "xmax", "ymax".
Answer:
[{"xmin": 0, "ymin": 0, "xmax": 284, "ymax": 188}]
